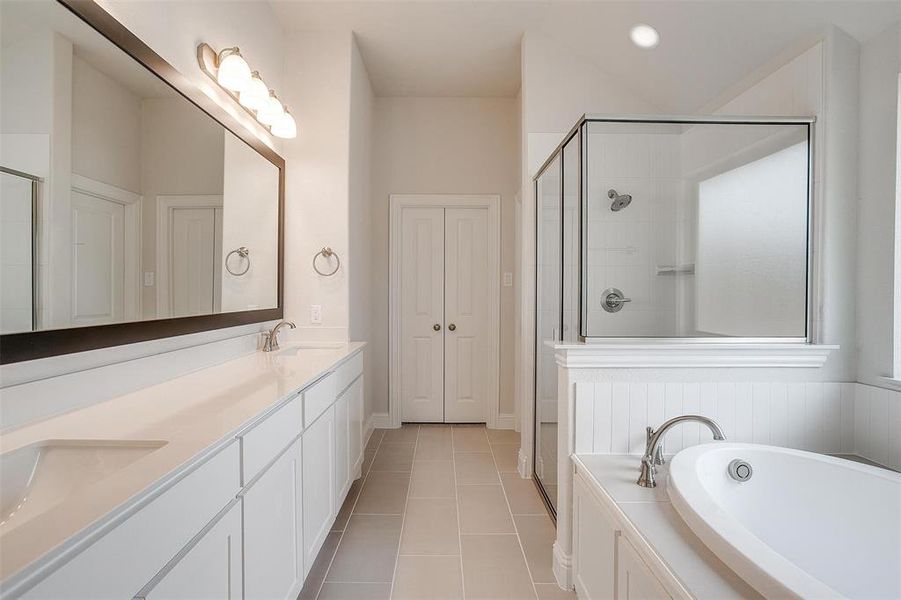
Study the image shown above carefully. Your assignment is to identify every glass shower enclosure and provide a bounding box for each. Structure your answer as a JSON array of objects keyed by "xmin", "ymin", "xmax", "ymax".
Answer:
[{"xmin": 533, "ymin": 115, "xmax": 813, "ymax": 515}]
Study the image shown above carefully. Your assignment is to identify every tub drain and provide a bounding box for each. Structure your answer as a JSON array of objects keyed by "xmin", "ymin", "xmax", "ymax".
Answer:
[{"xmin": 728, "ymin": 459, "xmax": 753, "ymax": 482}]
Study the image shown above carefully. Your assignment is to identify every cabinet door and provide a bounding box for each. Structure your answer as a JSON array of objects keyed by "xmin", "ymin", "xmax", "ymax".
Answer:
[
  {"xmin": 334, "ymin": 388, "xmax": 351, "ymax": 504},
  {"xmin": 139, "ymin": 503, "xmax": 242, "ymax": 600},
  {"xmin": 243, "ymin": 438, "xmax": 304, "ymax": 600},
  {"xmin": 348, "ymin": 376, "xmax": 364, "ymax": 475},
  {"xmin": 303, "ymin": 406, "xmax": 336, "ymax": 576},
  {"xmin": 573, "ymin": 475, "xmax": 617, "ymax": 600},
  {"xmin": 616, "ymin": 536, "xmax": 671, "ymax": 600}
]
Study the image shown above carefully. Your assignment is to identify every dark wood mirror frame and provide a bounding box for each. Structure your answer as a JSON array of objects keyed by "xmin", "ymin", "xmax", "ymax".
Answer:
[{"xmin": 0, "ymin": 0, "xmax": 285, "ymax": 365}]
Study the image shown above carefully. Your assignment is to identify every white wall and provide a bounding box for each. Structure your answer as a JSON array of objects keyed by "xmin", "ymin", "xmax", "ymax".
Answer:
[
  {"xmin": 71, "ymin": 56, "xmax": 142, "ymax": 194},
  {"xmin": 281, "ymin": 32, "xmax": 353, "ymax": 342},
  {"xmin": 857, "ymin": 22, "xmax": 901, "ymax": 385},
  {"xmin": 348, "ymin": 39, "xmax": 375, "ymax": 422},
  {"xmin": 221, "ymin": 132, "xmax": 279, "ymax": 313},
  {"xmin": 369, "ymin": 96, "xmax": 520, "ymax": 417}
]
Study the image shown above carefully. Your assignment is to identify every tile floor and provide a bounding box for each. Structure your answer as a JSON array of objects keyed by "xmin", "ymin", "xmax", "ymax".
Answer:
[{"xmin": 298, "ymin": 425, "xmax": 576, "ymax": 600}]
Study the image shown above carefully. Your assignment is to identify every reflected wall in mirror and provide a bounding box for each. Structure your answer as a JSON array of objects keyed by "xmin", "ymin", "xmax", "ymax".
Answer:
[
  {"xmin": 583, "ymin": 120, "xmax": 811, "ymax": 338},
  {"xmin": 0, "ymin": 0, "xmax": 280, "ymax": 342}
]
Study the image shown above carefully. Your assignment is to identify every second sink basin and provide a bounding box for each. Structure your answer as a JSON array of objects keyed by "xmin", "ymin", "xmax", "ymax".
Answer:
[{"xmin": 0, "ymin": 439, "xmax": 167, "ymax": 532}]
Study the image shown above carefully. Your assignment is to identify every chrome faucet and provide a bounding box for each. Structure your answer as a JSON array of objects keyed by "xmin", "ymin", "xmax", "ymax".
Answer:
[
  {"xmin": 637, "ymin": 415, "xmax": 726, "ymax": 488},
  {"xmin": 263, "ymin": 320, "xmax": 296, "ymax": 352}
]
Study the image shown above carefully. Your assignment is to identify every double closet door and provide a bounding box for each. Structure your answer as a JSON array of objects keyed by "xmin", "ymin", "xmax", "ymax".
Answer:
[{"xmin": 400, "ymin": 206, "xmax": 490, "ymax": 423}]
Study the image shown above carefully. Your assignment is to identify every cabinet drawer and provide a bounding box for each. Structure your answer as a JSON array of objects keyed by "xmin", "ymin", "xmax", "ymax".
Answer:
[
  {"xmin": 303, "ymin": 374, "xmax": 336, "ymax": 429},
  {"xmin": 241, "ymin": 395, "xmax": 302, "ymax": 484},
  {"xmin": 22, "ymin": 443, "xmax": 240, "ymax": 600},
  {"xmin": 333, "ymin": 351, "xmax": 363, "ymax": 396}
]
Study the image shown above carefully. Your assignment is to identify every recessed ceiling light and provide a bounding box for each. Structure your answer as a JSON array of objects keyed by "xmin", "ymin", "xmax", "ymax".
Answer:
[{"xmin": 630, "ymin": 24, "xmax": 660, "ymax": 49}]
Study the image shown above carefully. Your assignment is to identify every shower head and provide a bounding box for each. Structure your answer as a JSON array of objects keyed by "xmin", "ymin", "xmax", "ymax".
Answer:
[{"xmin": 608, "ymin": 189, "xmax": 632, "ymax": 212}]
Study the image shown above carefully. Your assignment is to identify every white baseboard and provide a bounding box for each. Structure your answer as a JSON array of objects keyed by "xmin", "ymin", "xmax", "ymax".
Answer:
[
  {"xmin": 553, "ymin": 542, "xmax": 573, "ymax": 590},
  {"xmin": 494, "ymin": 413, "xmax": 516, "ymax": 429},
  {"xmin": 518, "ymin": 448, "xmax": 531, "ymax": 478},
  {"xmin": 367, "ymin": 411, "xmax": 392, "ymax": 431}
]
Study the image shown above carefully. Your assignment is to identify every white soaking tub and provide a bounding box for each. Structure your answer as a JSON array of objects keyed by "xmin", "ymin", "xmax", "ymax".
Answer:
[{"xmin": 668, "ymin": 443, "xmax": 901, "ymax": 599}]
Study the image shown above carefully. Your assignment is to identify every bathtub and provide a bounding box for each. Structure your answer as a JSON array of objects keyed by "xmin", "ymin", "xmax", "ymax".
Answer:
[{"xmin": 668, "ymin": 443, "xmax": 901, "ymax": 599}]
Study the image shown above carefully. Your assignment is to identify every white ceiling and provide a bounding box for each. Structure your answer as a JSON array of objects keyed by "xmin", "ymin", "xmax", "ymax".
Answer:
[{"xmin": 270, "ymin": 1, "xmax": 901, "ymax": 112}]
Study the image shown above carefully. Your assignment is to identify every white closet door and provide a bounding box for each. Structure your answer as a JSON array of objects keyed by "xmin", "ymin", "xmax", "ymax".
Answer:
[
  {"xmin": 71, "ymin": 191, "xmax": 125, "ymax": 325},
  {"xmin": 444, "ymin": 208, "xmax": 490, "ymax": 423},
  {"xmin": 400, "ymin": 207, "xmax": 445, "ymax": 422},
  {"xmin": 170, "ymin": 207, "xmax": 217, "ymax": 317}
]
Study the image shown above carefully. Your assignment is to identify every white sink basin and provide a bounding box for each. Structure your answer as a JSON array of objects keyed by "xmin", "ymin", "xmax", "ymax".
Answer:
[
  {"xmin": 277, "ymin": 343, "xmax": 345, "ymax": 356},
  {"xmin": 0, "ymin": 439, "xmax": 167, "ymax": 532}
]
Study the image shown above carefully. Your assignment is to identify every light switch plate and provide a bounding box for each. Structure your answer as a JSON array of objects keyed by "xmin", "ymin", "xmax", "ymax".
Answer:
[
  {"xmin": 143, "ymin": 272, "xmax": 155, "ymax": 287},
  {"xmin": 503, "ymin": 272, "xmax": 513, "ymax": 287},
  {"xmin": 310, "ymin": 304, "xmax": 322, "ymax": 324}
]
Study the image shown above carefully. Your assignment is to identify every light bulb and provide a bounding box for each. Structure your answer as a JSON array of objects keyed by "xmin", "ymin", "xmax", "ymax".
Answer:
[
  {"xmin": 257, "ymin": 92, "xmax": 284, "ymax": 126},
  {"xmin": 630, "ymin": 24, "xmax": 660, "ymax": 49},
  {"xmin": 216, "ymin": 48, "xmax": 251, "ymax": 92},
  {"xmin": 239, "ymin": 72, "xmax": 269, "ymax": 112},
  {"xmin": 271, "ymin": 107, "xmax": 297, "ymax": 139}
]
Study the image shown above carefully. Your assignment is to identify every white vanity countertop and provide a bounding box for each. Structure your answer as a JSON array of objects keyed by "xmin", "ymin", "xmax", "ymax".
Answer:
[
  {"xmin": 573, "ymin": 454, "xmax": 762, "ymax": 600},
  {"xmin": 0, "ymin": 342, "xmax": 365, "ymax": 583}
]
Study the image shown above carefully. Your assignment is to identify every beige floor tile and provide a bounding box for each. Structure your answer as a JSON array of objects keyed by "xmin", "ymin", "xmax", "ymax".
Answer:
[
  {"xmin": 392, "ymin": 556, "xmax": 463, "ymax": 600},
  {"xmin": 326, "ymin": 515, "xmax": 403, "ymax": 583},
  {"xmin": 399, "ymin": 498, "xmax": 460, "ymax": 555},
  {"xmin": 461, "ymin": 534, "xmax": 537, "ymax": 600},
  {"xmin": 333, "ymin": 478, "xmax": 363, "ymax": 530},
  {"xmin": 299, "ymin": 531, "xmax": 341, "ymax": 600},
  {"xmin": 354, "ymin": 472, "xmax": 410, "ymax": 515},
  {"xmin": 487, "ymin": 429, "xmax": 521, "ymax": 445},
  {"xmin": 514, "ymin": 515, "xmax": 556, "ymax": 584},
  {"xmin": 452, "ymin": 426, "xmax": 490, "ymax": 452},
  {"xmin": 371, "ymin": 443, "xmax": 415, "ymax": 472},
  {"xmin": 383, "ymin": 425, "xmax": 420, "ymax": 444},
  {"xmin": 534, "ymin": 584, "xmax": 576, "ymax": 600},
  {"xmin": 501, "ymin": 473, "xmax": 549, "ymax": 516},
  {"xmin": 492, "ymin": 444, "xmax": 520, "ymax": 473},
  {"xmin": 418, "ymin": 424, "xmax": 452, "ymax": 438},
  {"xmin": 318, "ymin": 582, "xmax": 392, "ymax": 600},
  {"xmin": 410, "ymin": 460, "xmax": 456, "ymax": 498},
  {"xmin": 367, "ymin": 429, "xmax": 386, "ymax": 451},
  {"xmin": 362, "ymin": 449, "xmax": 377, "ymax": 475},
  {"xmin": 454, "ymin": 452, "xmax": 500, "ymax": 485},
  {"xmin": 457, "ymin": 485, "xmax": 514, "ymax": 534},
  {"xmin": 415, "ymin": 435, "xmax": 453, "ymax": 460}
]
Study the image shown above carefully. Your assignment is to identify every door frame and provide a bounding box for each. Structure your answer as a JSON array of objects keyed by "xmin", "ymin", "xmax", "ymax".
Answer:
[
  {"xmin": 388, "ymin": 194, "xmax": 501, "ymax": 428},
  {"xmin": 156, "ymin": 195, "xmax": 224, "ymax": 317},
  {"xmin": 70, "ymin": 174, "xmax": 142, "ymax": 322}
]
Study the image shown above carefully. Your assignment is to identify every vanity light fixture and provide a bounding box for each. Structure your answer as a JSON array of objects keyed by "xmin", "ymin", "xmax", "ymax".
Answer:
[
  {"xmin": 197, "ymin": 42, "xmax": 297, "ymax": 139},
  {"xmin": 239, "ymin": 71, "xmax": 269, "ymax": 112},
  {"xmin": 630, "ymin": 24, "xmax": 660, "ymax": 49},
  {"xmin": 214, "ymin": 47, "xmax": 252, "ymax": 91}
]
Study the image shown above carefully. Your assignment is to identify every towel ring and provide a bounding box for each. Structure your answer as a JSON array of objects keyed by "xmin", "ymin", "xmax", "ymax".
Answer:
[
  {"xmin": 313, "ymin": 247, "xmax": 340, "ymax": 276},
  {"xmin": 226, "ymin": 246, "xmax": 251, "ymax": 276}
]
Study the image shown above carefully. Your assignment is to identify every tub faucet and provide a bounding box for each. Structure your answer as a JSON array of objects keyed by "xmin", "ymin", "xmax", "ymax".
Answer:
[
  {"xmin": 263, "ymin": 320, "xmax": 296, "ymax": 352},
  {"xmin": 637, "ymin": 415, "xmax": 726, "ymax": 488}
]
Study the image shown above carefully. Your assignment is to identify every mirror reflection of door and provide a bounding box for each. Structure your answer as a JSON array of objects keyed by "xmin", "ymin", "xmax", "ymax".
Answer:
[{"xmin": 71, "ymin": 190, "xmax": 125, "ymax": 326}]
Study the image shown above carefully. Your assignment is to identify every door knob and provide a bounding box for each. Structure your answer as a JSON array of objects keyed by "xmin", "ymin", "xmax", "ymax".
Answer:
[
  {"xmin": 448, "ymin": 323, "xmax": 456, "ymax": 331},
  {"xmin": 433, "ymin": 324, "xmax": 441, "ymax": 331}
]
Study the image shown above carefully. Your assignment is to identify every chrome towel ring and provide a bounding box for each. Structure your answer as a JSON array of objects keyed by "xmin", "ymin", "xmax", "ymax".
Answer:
[
  {"xmin": 313, "ymin": 247, "xmax": 340, "ymax": 276},
  {"xmin": 225, "ymin": 246, "xmax": 251, "ymax": 276}
]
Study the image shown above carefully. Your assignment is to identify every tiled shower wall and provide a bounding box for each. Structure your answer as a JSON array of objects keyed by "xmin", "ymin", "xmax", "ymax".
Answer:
[{"xmin": 573, "ymin": 381, "xmax": 901, "ymax": 471}]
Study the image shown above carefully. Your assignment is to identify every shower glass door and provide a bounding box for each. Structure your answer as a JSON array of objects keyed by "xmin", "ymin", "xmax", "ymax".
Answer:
[
  {"xmin": 534, "ymin": 154, "xmax": 561, "ymax": 513},
  {"xmin": 0, "ymin": 167, "xmax": 37, "ymax": 333}
]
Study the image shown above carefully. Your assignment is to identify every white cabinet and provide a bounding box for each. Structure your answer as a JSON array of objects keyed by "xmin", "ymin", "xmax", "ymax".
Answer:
[
  {"xmin": 573, "ymin": 471, "xmax": 670, "ymax": 600},
  {"xmin": 302, "ymin": 406, "xmax": 336, "ymax": 577},
  {"xmin": 334, "ymin": 388, "xmax": 351, "ymax": 504},
  {"xmin": 348, "ymin": 376, "xmax": 364, "ymax": 474},
  {"xmin": 136, "ymin": 502, "xmax": 242, "ymax": 600},
  {"xmin": 616, "ymin": 537, "xmax": 671, "ymax": 600},
  {"xmin": 243, "ymin": 438, "xmax": 304, "ymax": 600},
  {"xmin": 573, "ymin": 474, "xmax": 617, "ymax": 600}
]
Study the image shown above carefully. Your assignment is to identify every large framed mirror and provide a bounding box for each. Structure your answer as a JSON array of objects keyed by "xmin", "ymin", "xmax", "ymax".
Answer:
[{"xmin": 0, "ymin": 0, "xmax": 285, "ymax": 364}]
